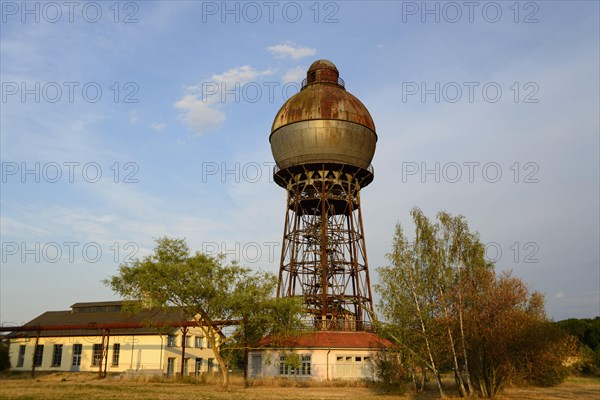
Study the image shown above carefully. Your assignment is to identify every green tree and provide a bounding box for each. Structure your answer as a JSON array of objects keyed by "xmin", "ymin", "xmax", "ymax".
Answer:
[
  {"xmin": 105, "ymin": 237, "xmax": 304, "ymax": 388},
  {"xmin": 376, "ymin": 208, "xmax": 487, "ymax": 397},
  {"xmin": 377, "ymin": 208, "xmax": 571, "ymax": 398},
  {"xmin": 556, "ymin": 317, "xmax": 600, "ymax": 374}
]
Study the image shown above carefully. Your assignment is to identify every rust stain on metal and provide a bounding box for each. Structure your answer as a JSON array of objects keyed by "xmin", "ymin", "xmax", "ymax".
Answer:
[{"xmin": 271, "ymin": 61, "xmax": 376, "ymax": 134}]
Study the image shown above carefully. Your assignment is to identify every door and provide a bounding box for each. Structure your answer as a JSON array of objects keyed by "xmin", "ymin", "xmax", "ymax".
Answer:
[
  {"xmin": 71, "ymin": 344, "xmax": 82, "ymax": 371},
  {"xmin": 195, "ymin": 358, "xmax": 203, "ymax": 376},
  {"xmin": 167, "ymin": 357, "xmax": 175, "ymax": 377}
]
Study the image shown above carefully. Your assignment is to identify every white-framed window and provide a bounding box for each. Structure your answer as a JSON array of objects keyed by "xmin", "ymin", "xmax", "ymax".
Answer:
[
  {"xmin": 301, "ymin": 355, "xmax": 311, "ymax": 375},
  {"xmin": 112, "ymin": 343, "xmax": 120, "ymax": 366},
  {"xmin": 194, "ymin": 336, "xmax": 203, "ymax": 348},
  {"xmin": 250, "ymin": 354, "xmax": 262, "ymax": 376},
  {"xmin": 51, "ymin": 344, "xmax": 63, "ymax": 367},
  {"xmin": 17, "ymin": 345, "xmax": 26, "ymax": 367},
  {"xmin": 72, "ymin": 344, "xmax": 82, "ymax": 366},
  {"xmin": 336, "ymin": 354, "xmax": 371, "ymax": 363},
  {"xmin": 92, "ymin": 344, "xmax": 102, "ymax": 366},
  {"xmin": 182, "ymin": 336, "xmax": 190, "ymax": 347},
  {"xmin": 33, "ymin": 345, "xmax": 44, "ymax": 367},
  {"xmin": 279, "ymin": 354, "xmax": 311, "ymax": 376},
  {"xmin": 167, "ymin": 335, "xmax": 176, "ymax": 347}
]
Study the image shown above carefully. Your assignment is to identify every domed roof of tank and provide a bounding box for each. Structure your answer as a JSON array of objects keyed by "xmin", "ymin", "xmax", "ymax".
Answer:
[{"xmin": 271, "ymin": 60, "xmax": 376, "ymax": 134}]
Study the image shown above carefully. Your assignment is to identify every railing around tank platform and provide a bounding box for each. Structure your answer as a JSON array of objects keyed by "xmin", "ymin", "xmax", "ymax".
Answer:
[
  {"xmin": 301, "ymin": 76, "xmax": 345, "ymax": 89},
  {"xmin": 273, "ymin": 162, "xmax": 373, "ymax": 176}
]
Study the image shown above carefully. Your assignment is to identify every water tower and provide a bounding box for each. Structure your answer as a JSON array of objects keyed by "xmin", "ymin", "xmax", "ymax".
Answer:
[{"xmin": 270, "ymin": 60, "xmax": 377, "ymax": 331}]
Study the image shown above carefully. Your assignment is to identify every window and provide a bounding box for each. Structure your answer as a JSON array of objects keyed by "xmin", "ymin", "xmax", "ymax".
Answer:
[
  {"xmin": 250, "ymin": 354, "xmax": 262, "ymax": 376},
  {"xmin": 72, "ymin": 344, "xmax": 82, "ymax": 366},
  {"xmin": 195, "ymin": 357, "xmax": 203, "ymax": 375},
  {"xmin": 194, "ymin": 336, "xmax": 203, "ymax": 348},
  {"xmin": 301, "ymin": 355, "xmax": 311, "ymax": 375},
  {"xmin": 167, "ymin": 335, "xmax": 176, "ymax": 347},
  {"xmin": 34, "ymin": 345, "xmax": 44, "ymax": 367},
  {"xmin": 92, "ymin": 344, "xmax": 102, "ymax": 366},
  {"xmin": 207, "ymin": 358, "xmax": 214, "ymax": 373},
  {"xmin": 206, "ymin": 339, "xmax": 211, "ymax": 349},
  {"xmin": 182, "ymin": 336, "xmax": 190, "ymax": 347},
  {"xmin": 51, "ymin": 344, "xmax": 63, "ymax": 366},
  {"xmin": 279, "ymin": 354, "xmax": 311, "ymax": 376},
  {"xmin": 112, "ymin": 343, "xmax": 120, "ymax": 366},
  {"xmin": 336, "ymin": 354, "xmax": 369, "ymax": 378},
  {"xmin": 17, "ymin": 345, "xmax": 26, "ymax": 367}
]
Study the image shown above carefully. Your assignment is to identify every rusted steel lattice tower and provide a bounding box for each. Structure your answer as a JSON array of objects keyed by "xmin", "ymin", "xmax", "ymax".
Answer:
[{"xmin": 270, "ymin": 60, "xmax": 377, "ymax": 331}]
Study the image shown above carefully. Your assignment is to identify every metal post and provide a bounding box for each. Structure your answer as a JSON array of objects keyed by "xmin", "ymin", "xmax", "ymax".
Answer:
[
  {"xmin": 31, "ymin": 330, "xmax": 40, "ymax": 378},
  {"xmin": 180, "ymin": 327, "xmax": 188, "ymax": 378}
]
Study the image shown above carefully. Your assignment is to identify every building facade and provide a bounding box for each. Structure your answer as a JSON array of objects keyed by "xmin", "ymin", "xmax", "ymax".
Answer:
[
  {"xmin": 248, "ymin": 331, "xmax": 392, "ymax": 381},
  {"xmin": 8, "ymin": 301, "xmax": 219, "ymax": 376}
]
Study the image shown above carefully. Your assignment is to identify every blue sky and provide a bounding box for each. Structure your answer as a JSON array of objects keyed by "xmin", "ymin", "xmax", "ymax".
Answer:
[{"xmin": 1, "ymin": 1, "xmax": 598, "ymax": 325}]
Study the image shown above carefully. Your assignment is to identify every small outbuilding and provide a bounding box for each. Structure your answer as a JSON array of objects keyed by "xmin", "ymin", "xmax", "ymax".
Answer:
[{"xmin": 248, "ymin": 331, "xmax": 393, "ymax": 381}]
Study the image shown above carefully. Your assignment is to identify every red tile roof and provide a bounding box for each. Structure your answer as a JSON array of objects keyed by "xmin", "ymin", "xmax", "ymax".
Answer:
[{"xmin": 258, "ymin": 331, "xmax": 394, "ymax": 349}]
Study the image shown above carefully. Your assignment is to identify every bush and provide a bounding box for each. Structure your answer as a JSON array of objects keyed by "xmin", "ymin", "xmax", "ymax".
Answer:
[{"xmin": 370, "ymin": 350, "xmax": 407, "ymax": 395}]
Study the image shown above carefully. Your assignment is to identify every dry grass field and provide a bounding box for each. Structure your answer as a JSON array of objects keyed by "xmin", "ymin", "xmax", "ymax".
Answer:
[{"xmin": 0, "ymin": 372, "xmax": 598, "ymax": 400}]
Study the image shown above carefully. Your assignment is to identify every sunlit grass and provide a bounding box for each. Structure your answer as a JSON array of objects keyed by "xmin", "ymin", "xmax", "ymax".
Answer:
[{"xmin": 0, "ymin": 372, "xmax": 598, "ymax": 400}]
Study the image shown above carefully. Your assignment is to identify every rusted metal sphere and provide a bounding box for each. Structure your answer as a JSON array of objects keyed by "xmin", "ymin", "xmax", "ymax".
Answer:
[{"xmin": 270, "ymin": 60, "xmax": 377, "ymax": 171}]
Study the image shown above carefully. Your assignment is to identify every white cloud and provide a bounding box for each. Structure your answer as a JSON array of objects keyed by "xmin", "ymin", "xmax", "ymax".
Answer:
[
  {"xmin": 150, "ymin": 122, "xmax": 166, "ymax": 131},
  {"xmin": 175, "ymin": 65, "xmax": 274, "ymax": 135},
  {"xmin": 282, "ymin": 66, "xmax": 306, "ymax": 84},
  {"xmin": 174, "ymin": 95, "xmax": 225, "ymax": 135},
  {"xmin": 267, "ymin": 42, "xmax": 316, "ymax": 60},
  {"xmin": 210, "ymin": 65, "xmax": 273, "ymax": 86}
]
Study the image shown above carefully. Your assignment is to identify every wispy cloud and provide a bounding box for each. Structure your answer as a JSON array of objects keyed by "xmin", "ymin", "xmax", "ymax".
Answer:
[
  {"xmin": 210, "ymin": 65, "xmax": 273, "ymax": 86},
  {"xmin": 267, "ymin": 42, "xmax": 316, "ymax": 60},
  {"xmin": 174, "ymin": 95, "xmax": 225, "ymax": 136},
  {"xmin": 150, "ymin": 122, "xmax": 166, "ymax": 131},
  {"xmin": 175, "ymin": 65, "xmax": 274, "ymax": 135}
]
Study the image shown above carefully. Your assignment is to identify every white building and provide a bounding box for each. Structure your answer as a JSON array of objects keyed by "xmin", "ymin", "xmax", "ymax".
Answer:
[
  {"xmin": 7, "ymin": 301, "xmax": 220, "ymax": 377},
  {"xmin": 248, "ymin": 331, "xmax": 392, "ymax": 381}
]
